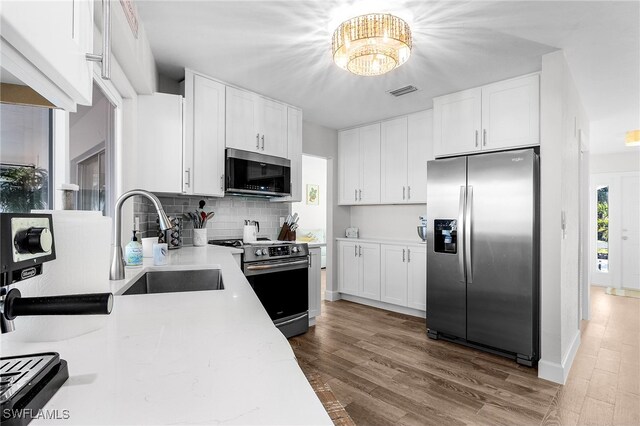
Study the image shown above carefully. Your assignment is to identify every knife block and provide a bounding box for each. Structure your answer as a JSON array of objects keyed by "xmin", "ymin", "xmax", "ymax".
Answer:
[{"xmin": 277, "ymin": 224, "xmax": 296, "ymax": 241}]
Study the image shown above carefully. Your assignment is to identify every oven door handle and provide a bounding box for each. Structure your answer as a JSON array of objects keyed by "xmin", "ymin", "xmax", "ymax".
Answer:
[
  {"xmin": 244, "ymin": 259, "xmax": 309, "ymax": 275},
  {"xmin": 275, "ymin": 312, "xmax": 308, "ymax": 328}
]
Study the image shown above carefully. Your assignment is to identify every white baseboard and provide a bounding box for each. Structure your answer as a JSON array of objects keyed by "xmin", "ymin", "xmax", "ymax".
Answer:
[
  {"xmin": 308, "ymin": 317, "xmax": 316, "ymax": 327},
  {"xmin": 538, "ymin": 330, "xmax": 581, "ymax": 384},
  {"xmin": 340, "ymin": 294, "xmax": 426, "ymax": 319},
  {"xmin": 324, "ymin": 290, "xmax": 341, "ymax": 302}
]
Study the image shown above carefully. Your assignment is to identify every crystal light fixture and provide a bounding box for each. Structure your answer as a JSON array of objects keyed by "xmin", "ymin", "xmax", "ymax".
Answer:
[
  {"xmin": 332, "ymin": 13, "xmax": 412, "ymax": 76},
  {"xmin": 625, "ymin": 130, "xmax": 640, "ymax": 147}
]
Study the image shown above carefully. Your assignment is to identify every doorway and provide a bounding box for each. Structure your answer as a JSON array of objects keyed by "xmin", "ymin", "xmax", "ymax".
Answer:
[
  {"xmin": 292, "ymin": 155, "xmax": 328, "ymax": 296},
  {"xmin": 591, "ymin": 172, "xmax": 640, "ymax": 291},
  {"xmin": 68, "ymin": 83, "xmax": 115, "ymax": 216}
]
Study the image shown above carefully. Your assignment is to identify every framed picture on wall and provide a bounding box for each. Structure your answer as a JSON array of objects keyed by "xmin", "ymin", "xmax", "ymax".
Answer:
[{"xmin": 306, "ymin": 184, "xmax": 319, "ymax": 205}]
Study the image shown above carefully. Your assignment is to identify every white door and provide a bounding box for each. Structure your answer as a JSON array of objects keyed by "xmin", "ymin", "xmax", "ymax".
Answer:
[
  {"xmin": 433, "ymin": 87, "xmax": 481, "ymax": 157},
  {"xmin": 621, "ymin": 175, "xmax": 640, "ymax": 290},
  {"xmin": 380, "ymin": 244, "xmax": 408, "ymax": 306},
  {"xmin": 407, "ymin": 245, "xmax": 427, "ymax": 311},
  {"xmin": 338, "ymin": 128, "xmax": 360, "ymax": 205},
  {"xmin": 1, "ymin": 0, "xmax": 94, "ymax": 109},
  {"xmin": 380, "ymin": 117, "xmax": 408, "ymax": 204},
  {"xmin": 360, "ymin": 243, "xmax": 381, "ymax": 300},
  {"xmin": 192, "ymin": 75, "xmax": 226, "ymax": 196},
  {"xmin": 339, "ymin": 242, "xmax": 360, "ymax": 295},
  {"xmin": 481, "ymin": 74, "xmax": 539, "ymax": 151},
  {"xmin": 407, "ymin": 110, "xmax": 432, "ymax": 203},
  {"xmin": 260, "ymin": 98, "xmax": 288, "ymax": 157},
  {"xmin": 226, "ymin": 86, "xmax": 260, "ymax": 152},
  {"xmin": 308, "ymin": 247, "xmax": 322, "ymax": 318},
  {"xmin": 359, "ymin": 123, "xmax": 381, "ymax": 204}
]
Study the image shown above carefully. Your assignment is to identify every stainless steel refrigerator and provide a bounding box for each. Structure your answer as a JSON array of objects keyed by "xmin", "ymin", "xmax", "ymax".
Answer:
[{"xmin": 426, "ymin": 148, "xmax": 539, "ymax": 366}]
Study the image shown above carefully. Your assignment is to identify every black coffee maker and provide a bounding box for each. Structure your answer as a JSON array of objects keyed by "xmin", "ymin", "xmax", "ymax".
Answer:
[{"xmin": 0, "ymin": 213, "xmax": 113, "ymax": 426}]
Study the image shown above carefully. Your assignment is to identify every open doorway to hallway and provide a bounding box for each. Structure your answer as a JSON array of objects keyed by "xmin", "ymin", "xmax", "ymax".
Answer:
[{"xmin": 292, "ymin": 154, "xmax": 328, "ymax": 297}]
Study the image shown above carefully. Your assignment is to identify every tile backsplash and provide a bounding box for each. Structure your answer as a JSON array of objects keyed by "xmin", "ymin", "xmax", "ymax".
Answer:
[{"xmin": 134, "ymin": 194, "xmax": 291, "ymax": 245}]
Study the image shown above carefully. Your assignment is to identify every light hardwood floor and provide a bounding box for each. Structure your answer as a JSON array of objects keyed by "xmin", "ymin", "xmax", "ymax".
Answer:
[{"xmin": 289, "ymin": 286, "xmax": 639, "ymax": 425}]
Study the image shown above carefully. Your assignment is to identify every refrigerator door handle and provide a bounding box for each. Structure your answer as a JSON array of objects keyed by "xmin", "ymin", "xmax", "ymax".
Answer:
[
  {"xmin": 458, "ymin": 186, "xmax": 466, "ymax": 282},
  {"xmin": 465, "ymin": 185, "xmax": 473, "ymax": 284}
]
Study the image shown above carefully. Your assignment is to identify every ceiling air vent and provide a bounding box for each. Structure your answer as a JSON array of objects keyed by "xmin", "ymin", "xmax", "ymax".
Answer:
[{"xmin": 388, "ymin": 85, "xmax": 418, "ymax": 97}]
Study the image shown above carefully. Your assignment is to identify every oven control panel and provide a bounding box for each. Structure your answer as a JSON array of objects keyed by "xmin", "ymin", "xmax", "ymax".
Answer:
[{"xmin": 268, "ymin": 246, "xmax": 290, "ymax": 257}]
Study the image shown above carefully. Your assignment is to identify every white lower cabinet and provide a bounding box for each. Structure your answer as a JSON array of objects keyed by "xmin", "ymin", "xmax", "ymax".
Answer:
[
  {"xmin": 338, "ymin": 241, "xmax": 380, "ymax": 300},
  {"xmin": 308, "ymin": 247, "xmax": 321, "ymax": 319},
  {"xmin": 407, "ymin": 245, "xmax": 426, "ymax": 310},
  {"xmin": 381, "ymin": 245, "xmax": 408, "ymax": 305},
  {"xmin": 379, "ymin": 243, "xmax": 426, "ymax": 311}
]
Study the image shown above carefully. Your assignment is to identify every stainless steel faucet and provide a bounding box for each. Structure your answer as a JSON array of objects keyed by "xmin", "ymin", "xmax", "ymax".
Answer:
[{"xmin": 110, "ymin": 189, "xmax": 172, "ymax": 280}]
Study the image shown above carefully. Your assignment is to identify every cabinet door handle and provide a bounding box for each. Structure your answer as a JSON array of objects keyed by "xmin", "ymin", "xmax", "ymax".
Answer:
[
  {"xmin": 407, "ymin": 186, "xmax": 411, "ymax": 200},
  {"xmin": 261, "ymin": 135, "xmax": 265, "ymax": 150},
  {"xmin": 407, "ymin": 248, "xmax": 411, "ymax": 262},
  {"xmin": 86, "ymin": 0, "xmax": 111, "ymax": 79},
  {"xmin": 308, "ymin": 254, "xmax": 312, "ymax": 268},
  {"xmin": 402, "ymin": 186, "xmax": 406, "ymax": 200},
  {"xmin": 483, "ymin": 129, "xmax": 487, "ymax": 146},
  {"xmin": 354, "ymin": 189, "xmax": 358, "ymax": 202},
  {"xmin": 359, "ymin": 245, "xmax": 362, "ymax": 257},
  {"xmin": 256, "ymin": 133, "xmax": 260, "ymax": 149},
  {"xmin": 354, "ymin": 245, "xmax": 357, "ymax": 257},
  {"xmin": 359, "ymin": 189, "xmax": 362, "ymax": 201},
  {"xmin": 220, "ymin": 174, "xmax": 224, "ymax": 191},
  {"xmin": 402, "ymin": 249, "xmax": 405, "ymax": 262},
  {"xmin": 184, "ymin": 168, "xmax": 191, "ymax": 187}
]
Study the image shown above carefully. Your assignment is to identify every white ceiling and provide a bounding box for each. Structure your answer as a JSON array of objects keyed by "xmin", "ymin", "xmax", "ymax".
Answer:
[{"xmin": 136, "ymin": 0, "xmax": 639, "ymax": 154}]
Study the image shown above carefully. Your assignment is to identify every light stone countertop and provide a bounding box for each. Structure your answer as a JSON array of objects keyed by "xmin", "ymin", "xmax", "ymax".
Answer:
[{"xmin": 1, "ymin": 246, "xmax": 332, "ymax": 425}]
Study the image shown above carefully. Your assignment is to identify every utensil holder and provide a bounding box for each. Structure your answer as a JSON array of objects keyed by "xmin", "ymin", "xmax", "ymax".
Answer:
[
  {"xmin": 193, "ymin": 228, "xmax": 207, "ymax": 246},
  {"xmin": 277, "ymin": 224, "xmax": 297, "ymax": 241}
]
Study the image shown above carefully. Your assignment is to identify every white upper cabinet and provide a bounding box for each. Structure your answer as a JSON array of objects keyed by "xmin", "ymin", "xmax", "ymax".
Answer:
[
  {"xmin": 137, "ymin": 93, "xmax": 184, "ymax": 194},
  {"xmin": 407, "ymin": 110, "xmax": 432, "ymax": 204},
  {"xmin": 379, "ymin": 110, "xmax": 432, "ymax": 204},
  {"xmin": 338, "ymin": 127, "xmax": 362, "ymax": 205},
  {"xmin": 225, "ymin": 86, "xmax": 260, "ymax": 152},
  {"xmin": 433, "ymin": 73, "xmax": 540, "ymax": 158},
  {"xmin": 481, "ymin": 74, "xmax": 539, "ymax": 150},
  {"xmin": 260, "ymin": 98, "xmax": 288, "ymax": 157},
  {"xmin": 359, "ymin": 123, "xmax": 381, "ymax": 204},
  {"xmin": 381, "ymin": 117, "xmax": 409, "ymax": 204},
  {"xmin": 226, "ymin": 86, "xmax": 288, "ymax": 158},
  {"xmin": 1, "ymin": 0, "xmax": 94, "ymax": 110},
  {"xmin": 433, "ymin": 87, "xmax": 482, "ymax": 157},
  {"xmin": 338, "ymin": 124, "xmax": 380, "ymax": 205},
  {"xmin": 184, "ymin": 71, "xmax": 226, "ymax": 196},
  {"xmin": 273, "ymin": 106, "xmax": 303, "ymax": 203}
]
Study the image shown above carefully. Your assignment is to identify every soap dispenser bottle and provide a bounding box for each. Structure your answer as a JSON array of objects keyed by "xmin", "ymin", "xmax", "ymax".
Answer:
[{"xmin": 125, "ymin": 230, "xmax": 143, "ymax": 267}]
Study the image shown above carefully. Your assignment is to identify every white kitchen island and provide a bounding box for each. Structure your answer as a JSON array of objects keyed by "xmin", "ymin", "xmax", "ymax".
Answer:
[{"xmin": 1, "ymin": 246, "xmax": 332, "ymax": 425}]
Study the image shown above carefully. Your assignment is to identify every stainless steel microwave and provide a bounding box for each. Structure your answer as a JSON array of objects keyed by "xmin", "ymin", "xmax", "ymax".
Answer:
[{"xmin": 225, "ymin": 149, "xmax": 291, "ymax": 197}]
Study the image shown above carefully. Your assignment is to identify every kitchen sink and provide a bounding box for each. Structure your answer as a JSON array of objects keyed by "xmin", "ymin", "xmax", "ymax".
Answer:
[{"xmin": 121, "ymin": 269, "xmax": 224, "ymax": 295}]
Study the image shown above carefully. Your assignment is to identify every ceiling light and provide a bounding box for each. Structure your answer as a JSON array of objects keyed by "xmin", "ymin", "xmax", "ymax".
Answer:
[
  {"xmin": 332, "ymin": 13, "xmax": 412, "ymax": 76},
  {"xmin": 625, "ymin": 130, "xmax": 640, "ymax": 147}
]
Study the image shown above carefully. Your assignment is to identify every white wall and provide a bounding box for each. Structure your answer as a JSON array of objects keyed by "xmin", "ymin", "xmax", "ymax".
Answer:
[
  {"xmin": 350, "ymin": 205, "xmax": 426, "ymax": 242},
  {"xmin": 590, "ymin": 151, "xmax": 640, "ymax": 174},
  {"xmin": 69, "ymin": 94, "xmax": 109, "ymax": 161},
  {"xmin": 539, "ymin": 50, "xmax": 589, "ymax": 384},
  {"xmin": 292, "ymin": 155, "xmax": 327, "ymax": 238},
  {"xmin": 302, "ymin": 120, "xmax": 349, "ymax": 300}
]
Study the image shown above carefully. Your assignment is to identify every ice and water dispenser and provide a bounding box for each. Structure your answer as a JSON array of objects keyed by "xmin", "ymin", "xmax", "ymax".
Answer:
[{"xmin": 433, "ymin": 219, "xmax": 458, "ymax": 254}]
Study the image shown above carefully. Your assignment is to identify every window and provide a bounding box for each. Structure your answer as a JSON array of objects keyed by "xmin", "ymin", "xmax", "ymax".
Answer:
[
  {"xmin": 596, "ymin": 185, "xmax": 609, "ymax": 272},
  {"xmin": 0, "ymin": 103, "xmax": 53, "ymax": 213}
]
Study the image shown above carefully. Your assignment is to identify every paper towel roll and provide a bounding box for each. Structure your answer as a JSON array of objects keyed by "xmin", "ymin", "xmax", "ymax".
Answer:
[{"xmin": 5, "ymin": 210, "xmax": 112, "ymax": 342}]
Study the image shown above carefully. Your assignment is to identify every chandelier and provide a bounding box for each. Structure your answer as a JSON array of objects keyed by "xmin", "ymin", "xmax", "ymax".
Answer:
[{"xmin": 332, "ymin": 13, "xmax": 412, "ymax": 76}]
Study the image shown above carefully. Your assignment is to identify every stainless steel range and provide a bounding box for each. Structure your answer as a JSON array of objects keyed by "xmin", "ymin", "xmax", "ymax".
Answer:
[{"xmin": 209, "ymin": 239, "xmax": 309, "ymax": 338}]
